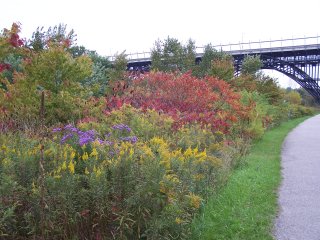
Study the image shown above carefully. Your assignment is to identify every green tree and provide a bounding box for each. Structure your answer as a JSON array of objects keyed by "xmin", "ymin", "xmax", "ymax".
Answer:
[
  {"xmin": 256, "ymin": 73, "xmax": 283, "ymax": 104},
  {"xmin": 241, "ymin": 55, "xmax": 262, "ymax": 75},
  {"xmin": 209, "ymin": 58, "xmax": 234, "ymax": 82},
  {"xmin": 28, "ymin": 24, "xmax": 76, "ymax": 51},
  {"xmin": 195, "ymin": 44, "xmax": 230, "ymax": 77},
  {"xmin": 284, "ymin": 90, "xmax": 302, "ymax": 105},
  {"xmin": 151, "ymin": 37, "xmax": 196, "ymax": 72},
  {"xmin": 0, "ymin": 45, "xmax": 92, "ymax": 124}
]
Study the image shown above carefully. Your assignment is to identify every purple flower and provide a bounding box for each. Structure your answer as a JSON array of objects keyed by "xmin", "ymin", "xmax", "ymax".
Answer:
[
  {"xmin": 61, "ymin": 133, "xmax": 73, "ymax": 144},
  {"xmin": 119, "ymin": 136, "xmax": 138, "ymax": 144},
  {"xmin": 79, "ymin": 136, "xmax": 94, "ymax": 146},
  {"xmin": 112, "ymin": 124, "xmax": 131, "ymax": 132},
  {"xmin": 97, "ymin": 138, "xmax": 113, "ymax": 146},
  {"xmin": 52, "ymin": 127, "xmax": 62, "ymax": 133},
  {"xmin": 64, "ymin": 124, "xmax": 79, "ymax": 133}
]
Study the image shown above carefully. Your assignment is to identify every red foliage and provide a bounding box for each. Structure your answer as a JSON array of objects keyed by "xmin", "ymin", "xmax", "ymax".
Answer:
[
  {"xmin": 0, "ymin": 63, "xmax": 11, "ymax": 73},
  {"xmin": 107, "ymin": 72, "xmax": 249, "ymax": 132},
  {"xmin": 9, "ymin": 33, "xmax": 24, "ymax": 47}
]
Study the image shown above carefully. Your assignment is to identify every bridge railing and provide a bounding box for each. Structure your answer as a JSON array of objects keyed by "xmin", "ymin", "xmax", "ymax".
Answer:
[{"xmin": 107, "ymin": 36, "xmax": 320, "ymax": 62}]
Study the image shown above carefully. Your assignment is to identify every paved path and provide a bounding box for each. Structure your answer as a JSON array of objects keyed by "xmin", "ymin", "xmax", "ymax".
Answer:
[{"xmin": 274, "ymin": 115, "xmax": 320, "ymax": 240}]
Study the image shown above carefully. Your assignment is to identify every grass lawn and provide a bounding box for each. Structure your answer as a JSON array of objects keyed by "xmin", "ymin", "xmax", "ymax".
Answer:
[{"xmin": 191, "ymin": 117, "xmax": 310, "ymax": 240}]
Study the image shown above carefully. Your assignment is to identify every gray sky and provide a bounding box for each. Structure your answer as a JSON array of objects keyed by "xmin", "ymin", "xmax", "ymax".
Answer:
[{"xmin": 2, "ymin": 0, "xmax": 320, "ymax": 87}]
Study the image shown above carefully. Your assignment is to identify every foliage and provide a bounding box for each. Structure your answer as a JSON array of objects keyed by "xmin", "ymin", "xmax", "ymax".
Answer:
[
  {"xmin": 256, "ymin": 73, "xmax": 283, "ymax": 104},
  {"xmin": 194, "ymin": 44, "xmax": 230, "ymax": 78},
  {"xmin": 118, "ymin": 72, "xmax": 246, "ymax": 133},
  {"xmin": 151, "ymin": 37, "xmax": 196, "ymax": 73},
  {"xmin": 241, "ymin": 55, "xmax": 262, "ymax": 75},
  {"xmin": 0, "ymin": 45, "xmax": 92, "ymax": 126},
  {"xmin": 296, "ymin": 87, "xmax": 319, "ymax": 107},
  {"xmin": 284, "ymin": 89, "xmax": 302, "ymax": 105},
  {"xmin": 0, "ymin": 23, "xmax": 25, "ymax": 90},
  {"xmin": 0, "ymin": 116, "xmax": 227, "ymax": 239},
  {"xmin": 209, "ymin": 57, "xmax": 234, "ymax": 82},
  {"xmin": 27, "ymin": 24, "xmax": 76, "ymax": 51}
]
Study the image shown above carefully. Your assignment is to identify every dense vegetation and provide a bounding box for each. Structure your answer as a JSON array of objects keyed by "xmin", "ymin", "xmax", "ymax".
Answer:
[{"xmin": 0, "ymin": 23, "xmax": 316, "ymax": 239}]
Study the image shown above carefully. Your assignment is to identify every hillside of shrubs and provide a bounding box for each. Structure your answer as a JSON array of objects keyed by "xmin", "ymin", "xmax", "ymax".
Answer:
[{"xmin": 0, "ymin": 23, "xmax": 316, "ymax": 239}]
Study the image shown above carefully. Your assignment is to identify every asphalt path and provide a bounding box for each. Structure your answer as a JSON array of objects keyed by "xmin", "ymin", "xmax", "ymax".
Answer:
[{"xmin": 274, "ymin": 115, "xmax": 320, "ymax": 240}]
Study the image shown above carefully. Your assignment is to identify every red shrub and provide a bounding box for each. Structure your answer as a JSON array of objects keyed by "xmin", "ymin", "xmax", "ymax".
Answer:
[{"xmin": 107, "ymin": 72, "xmax": 248, "ymax": 132}]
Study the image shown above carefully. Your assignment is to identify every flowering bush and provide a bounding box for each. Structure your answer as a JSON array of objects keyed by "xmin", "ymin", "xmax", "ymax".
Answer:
[{"xmin": 0, "ymin": 119, "xmax": 227, "ymax": 239}]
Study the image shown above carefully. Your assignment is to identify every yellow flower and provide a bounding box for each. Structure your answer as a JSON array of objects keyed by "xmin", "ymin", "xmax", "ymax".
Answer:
[
  {"xmin": 61, "ymin": 161, "xmax": 67, "ymax": 171},
  {"xmin": 94, "ymin": 167, "xmax": 102, "ymax": 177},
  {"xmin": 82, "ymin": 152, "xmax": 89, "ymax": 161},
  {"xmin": 160, "ymin": 159, "xmax": 170, "ymax": 169},
  {"xmin": 188, "ymin": 193, "xmax": 202, "ymax": 209},
  {"xmin": 140, "ymin": 144, "xmax": 153, "ymax": 158},
  {"xmin": 68, "ymin": 161, "xmax": 75, "ymax": 174},
  {"xmin": 90, "ymin": 148, "xmax": 98, "ymax": 158},
  {"xmin": 129, "ymin": 148, "xmax": 134, "ymax": 158},
  {"xmin": 195, "ymin": 149, "xmax": 207, "ymax": 164},
  {"xmin": 150, "ymin": 137, "xmax": 166, "ymax": 146},
  {"xmin": 175, "ymin": 217, "xmax": 183, "ymax": 224},
  {"xmin": 63, "ymin": 151, "xmax": 68, "ymax": 160},
  {"xmin": 31, "ymin": 181, "xmax": 38, "ymax": 194},
  {"xmin": 193, "ymin": 147, "xmax": 198, "ymax": 155},
  {"xmin": 1, "ymin": 145, "xmax": 7, "ymax": 152},
  {"xmin": 85, "ymin": 167, "xmax": 90, "ymax": 175},
  {"xmin": 44, "ymin": 149, "xmax": 52, "ymax": 156},
  {"xmin": 184, "ymin": 147, "xmax": 192, "ymax": 157},
  {"xmin": 70, "ymin": 151, "xmax": 76, "ymax": 160},
  {"xmin": 165, "ymin": 174, "xmax": 180, "ymax": 184}
]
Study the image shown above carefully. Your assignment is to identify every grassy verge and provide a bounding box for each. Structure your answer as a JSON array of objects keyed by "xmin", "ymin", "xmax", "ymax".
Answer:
[{"xmin": 191, "ymin": 116, "xmax": 310, "ymax": 240}]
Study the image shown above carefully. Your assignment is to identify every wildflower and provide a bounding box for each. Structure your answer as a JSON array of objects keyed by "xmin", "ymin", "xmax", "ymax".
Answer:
[
  {"xmin": 63, "ymin": 151, "xmax": 68, "ymax": 160},
  {"xmin": 175, "ymin": 217, "xmax": 183, "ymax": 224},
  {"xmin": 188, "ymin": 193, "xmax": 202, "ymax": 209},
  {"xmin": 61, "ymin": 133, "xmax": 73, "ymax": 144},
  {"xmin": 119, "ymin": 136, "xmax": 138, "ymax": 144},
  {"xmin": 82, "ymin": 152, "xmax": 89, "ymax": 161},
  {"xmin": 93, "ymin": 165, "xmax": 102, "ymax": 177},
  {"xmin": 85, "ymin": 167, "xmax": 89, "ymax": 175},
  {"xmin": 150, "ymin": 137, "xmax": 167, "ymax": 146},
  {"xmin": 61, "ymin": 161, "xmax": 67, "ymax": 171},
  {"xmin": 90, "ymin": 148, "xmax": 98, "ymax": 159},
  {"xmin": 160, "ymin": 159, "xmax": 170, "ymax": 169},
  {"xmin": 112, "ymin": 123, "xmax": 131, "ymax": 132},
  {"xmin": 52, "ymin": 127, "xmax": 62, "ymax": 133},
  {"xmin": 129, "ymin": 148, "xmax": 134, "ymax": 157},
  {"xmin": 184, "ymin": 147, "xmax": 193, "ymax": 157},
  {"xmin": 70, "ymin": 151, "xmax": 76, "ymax": 160},
  {"xmin": 165, "ymin": 174, "xmax": 180, "ymax": 184},
  {"xmin": 1, "ymin": 145, "xmax": 8, "ymax": 152},
  {"xmin": 31, "ymin": 181, "xmax": 38, "ymax": 194},
  {"xmin": 64, "ymin": 124, "xmax": 79, "ymax": 133},
  {"xmin": 68, "ymin": 161, "xmax": 75, "ymax": 174}
]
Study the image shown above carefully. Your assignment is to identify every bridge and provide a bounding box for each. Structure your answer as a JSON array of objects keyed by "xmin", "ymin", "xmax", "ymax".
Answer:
[{"xmin": 108, "ymin": 36, "xmax": 320, "ymax": 102}]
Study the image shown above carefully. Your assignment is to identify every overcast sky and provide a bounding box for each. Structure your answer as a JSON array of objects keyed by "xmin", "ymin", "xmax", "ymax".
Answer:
[{"xmin": 2, "ymin": 0, "xmax": 320, "ymax": 88}]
